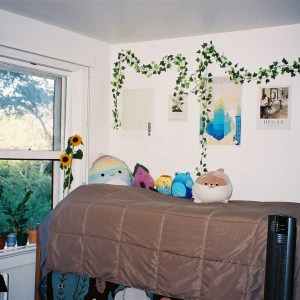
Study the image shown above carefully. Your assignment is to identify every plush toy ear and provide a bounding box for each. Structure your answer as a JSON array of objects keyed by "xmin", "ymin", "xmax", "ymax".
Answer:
[{"xmin": 217, "ymin": 168, "xmax": 224, "ymax": 172}]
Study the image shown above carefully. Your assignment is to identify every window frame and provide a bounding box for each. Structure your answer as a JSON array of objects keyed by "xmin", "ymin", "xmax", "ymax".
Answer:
[{"xmin": 0, "ymin": 46, "xmax": 89, "ymax": 207}]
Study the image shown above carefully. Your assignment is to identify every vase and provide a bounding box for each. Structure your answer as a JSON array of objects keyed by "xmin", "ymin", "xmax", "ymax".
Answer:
[
  {"xmin": 16, "ymin": 232, "xmax": 28, "ymax": 246},
  {"xmin": 28, "ymin": 230, "xmax": 38, "ymax": 244},
  {"xmin": 0, "ymin": 236, "xmax": 6, "ymax": 250},
  {"xmin": 6, "ymin": 233, "xmax": 17, "ymax": 248}
]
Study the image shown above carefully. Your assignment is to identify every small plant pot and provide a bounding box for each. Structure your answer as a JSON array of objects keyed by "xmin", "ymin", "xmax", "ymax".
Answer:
[
  {"xmin": 28, "ymin": 230, "xmax": 38, "ymax": 244},
  {"xmin": 0, "ymin": 236, "xmax": 6, "ymax": 250},
  {"xmin": 6, "ymin": 233, "xmax": 17, "ymax": 248},
  {"xmin": 16, "ymin": 232, "xmax": 28, "ymax": 246}
]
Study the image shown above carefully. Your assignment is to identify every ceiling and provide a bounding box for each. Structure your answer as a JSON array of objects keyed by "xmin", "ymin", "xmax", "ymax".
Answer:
[{"xmin": 0, "ymin": 0, "xmax": 300, "ymax": 44}]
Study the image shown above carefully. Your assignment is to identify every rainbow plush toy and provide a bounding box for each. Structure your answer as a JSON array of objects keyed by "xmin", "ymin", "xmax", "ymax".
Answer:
[{"xmin": 88, "ymin": 154, "xmax": 133, "ymax": 186}]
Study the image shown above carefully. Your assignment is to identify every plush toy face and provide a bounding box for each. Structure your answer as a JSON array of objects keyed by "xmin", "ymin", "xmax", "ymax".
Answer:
[
  {"xmin": 88, "ymin": 155, "xmax": 133, "ymax": 186},
  {"xmin": 155, "ymin": 175, "xmax": 173, "ymax": 188},
  {"xmin": 192, "ymin": 168, "xmax": 232, "ymax": 203},
  {"xmin": 154, "ymin": 175, "xmax": 173, "ymax": 195},
  {"xmin": 198, "ymin": 173, "xmax": 227, "ymax": 187}
]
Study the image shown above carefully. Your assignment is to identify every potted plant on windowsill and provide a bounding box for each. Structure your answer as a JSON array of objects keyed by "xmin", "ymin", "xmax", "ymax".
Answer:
[
  {"xmin": 0, "ymin": 236, "xmax": 5, "ymax": 250},
  {"xmin": 0, "ymin": 185, "xmax": 33, "ymax": 247},
  {"xmin": 27, "ymin": 222, "xmax": 38, "ymax": 244},
  {"xmin": 0, "ymin": 217, "xmax": 9, "ymax": 250},
  {"xmin": 0, "ymin": 230, "xmax": 8, "ymax": 250}
]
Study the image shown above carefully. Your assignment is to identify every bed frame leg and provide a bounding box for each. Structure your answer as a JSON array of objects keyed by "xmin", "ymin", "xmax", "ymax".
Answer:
[{"xmin": 34, "ymin": 227, "xmax": 41, "ymax": 300}]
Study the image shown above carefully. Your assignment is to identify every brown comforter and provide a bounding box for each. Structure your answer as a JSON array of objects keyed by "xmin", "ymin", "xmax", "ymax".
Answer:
[{"xmin": 40, "ymin": 184, "xmax": 300, "ymax": 300}]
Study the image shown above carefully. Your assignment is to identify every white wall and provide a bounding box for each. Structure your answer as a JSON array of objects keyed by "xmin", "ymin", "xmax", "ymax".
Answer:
[
  {"xmin": 0, "ymin": 9, "xmax": 299, "ymax": 298},
  {"xmin": 0, "ymin": 9, "xmax": 112, "ymax": 299},
  {"xmin": 0, "ymin": 9, "xmax": 112, "ymax": 167},
  {"xmin": 1, "ymin": 8, "xmax": 300, "ymax": 203},
  {"xmin": 110, "ymin": 24, "xmax": 300, "ymax": 202}
]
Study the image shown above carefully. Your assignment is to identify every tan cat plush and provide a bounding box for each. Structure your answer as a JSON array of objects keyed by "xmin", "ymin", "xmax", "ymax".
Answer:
[{"xmin": 192, "ymin": 168, "xmax": 233, "ymax": 203}]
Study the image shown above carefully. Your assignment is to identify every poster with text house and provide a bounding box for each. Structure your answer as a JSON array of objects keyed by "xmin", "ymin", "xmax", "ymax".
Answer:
[{"xmin": 201, "ymin": 77, "xmax": 242, "ymax": 145}]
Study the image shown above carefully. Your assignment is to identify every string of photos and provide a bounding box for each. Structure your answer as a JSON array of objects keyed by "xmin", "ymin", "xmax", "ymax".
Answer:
[{"xmin": 111, "ymin": 41, "xmax": 300, "ymax": 175}]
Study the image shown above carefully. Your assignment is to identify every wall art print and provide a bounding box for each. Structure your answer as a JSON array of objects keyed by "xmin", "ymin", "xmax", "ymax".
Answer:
[
  {"xmin": 168, "ymin": 94, "xmax": 188, "ymax": 122},
  {"xmin": 121, "ymin": 88, "xmax": 154, "ymax": 136},
  {"xmin": 201, "ymin": 77, "xmax": 242, "ymax": 145},
  {"xmin": 257, "ymin": 86, "xmax": 291, "ymax": 130}
]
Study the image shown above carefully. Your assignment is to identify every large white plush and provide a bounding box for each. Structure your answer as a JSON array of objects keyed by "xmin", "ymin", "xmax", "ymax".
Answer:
[
  {"xmin": 192, "ymin": 168, "xmax": 233, "ymax": 203},
  {"xmin": 88, "ymin": 154, "xmax": 133, "ymax": 186}
]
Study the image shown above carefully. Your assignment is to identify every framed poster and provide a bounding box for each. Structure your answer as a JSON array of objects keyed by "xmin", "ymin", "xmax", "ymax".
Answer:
[
  {"xmin": 121, "ymin": 88, "xmax": 154, "ymax": 135},
  {"xmin": 202, "ymin": 77, "xmax": 242, "ymax": 145},
  {"xmin": 168, "ymin": 95, "xmax": 188, "ymax": 122},
  {"xmin": 257, "ymin": 86, "xmax": 291, "ymax": 130}
]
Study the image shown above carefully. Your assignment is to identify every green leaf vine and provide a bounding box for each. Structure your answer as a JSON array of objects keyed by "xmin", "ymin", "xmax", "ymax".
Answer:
[
  {"xmin": 111, "ymin": 41, "xmax": 300, "ymax": 175},
  {"xmin": 112, "ymin": 50, "xmax": 189, "ymax": 129}
]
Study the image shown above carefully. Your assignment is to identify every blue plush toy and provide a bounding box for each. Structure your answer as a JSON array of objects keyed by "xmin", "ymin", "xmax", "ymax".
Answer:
[{"xmin": 171, "ymin": 172, "xmax": 194, "ymax": 198}]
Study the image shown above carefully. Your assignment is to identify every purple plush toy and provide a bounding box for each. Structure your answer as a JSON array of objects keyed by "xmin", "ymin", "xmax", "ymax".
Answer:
[{"xmin": 132, "ymin": 163, "xmax": 155, "ymax": 190}]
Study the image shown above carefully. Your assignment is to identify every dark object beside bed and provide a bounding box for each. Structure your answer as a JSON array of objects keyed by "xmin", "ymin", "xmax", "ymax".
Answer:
[
  {"xmin": 40, "ymin": 271, "xmax": 182, "ymax": 300},
  {"xmin": 264, "ymin": 215, "xmax": 297, "ymax": 300},
  {"xmin": 39, "ymin": 184, "xmax": 300, "ymax": 299}
]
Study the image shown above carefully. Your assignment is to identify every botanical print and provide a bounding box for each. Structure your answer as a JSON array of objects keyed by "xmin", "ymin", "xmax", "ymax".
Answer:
[
  {"xmin": 203, "ymin": 77, "xmax": 242, "ymax": 145},
  {"xmin": 168, "ymin": 94, "xmax": 188, "ymax": 121},
  {"xmin": 257, "ymin": 86, "xmax": 291, "ymax": 130}
]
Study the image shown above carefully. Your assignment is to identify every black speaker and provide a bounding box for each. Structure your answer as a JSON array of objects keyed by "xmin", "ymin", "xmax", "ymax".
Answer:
[{"xmin": 264, "ymin": 215, "xmax": 297, "ymax": 300}]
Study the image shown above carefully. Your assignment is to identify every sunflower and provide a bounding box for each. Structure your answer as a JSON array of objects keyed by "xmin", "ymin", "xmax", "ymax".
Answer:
[
  {"xmin": 69, "ymin": 134, "xmax": 82, "ymax": 147},
  {"xmin": 60, "ymin": 153, "xmax": 72, "ymax": 167}
]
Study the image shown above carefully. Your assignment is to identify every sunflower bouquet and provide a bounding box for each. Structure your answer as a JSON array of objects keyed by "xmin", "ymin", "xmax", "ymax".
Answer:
[{"xmin": 60, "ymin": 134, "xmax": 83, "ymax": 196}]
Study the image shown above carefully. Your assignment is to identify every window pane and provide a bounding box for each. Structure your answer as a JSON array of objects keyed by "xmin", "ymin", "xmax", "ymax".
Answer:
[
  {"xmin": 0, "ymin": 160, "xmax": 52, "ymax": 232},
  {"xmin": 0, "ymin": 68, "xmax": 61, "ymax": 150}
]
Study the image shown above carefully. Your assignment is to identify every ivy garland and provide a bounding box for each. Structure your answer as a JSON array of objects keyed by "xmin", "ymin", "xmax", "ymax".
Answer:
[
  {"xmin": 112, "ymin": 51, "xmax": 189, "ymax": 129},
  {"xmin": 111, "ymin": 41, "xmax": 300, "ymax": 175}
]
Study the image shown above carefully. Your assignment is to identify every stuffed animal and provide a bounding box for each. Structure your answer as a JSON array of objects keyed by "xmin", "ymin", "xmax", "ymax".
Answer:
[
  {"xmin": 114, "ymin": 286, "xmax": 151, "ymax": 300},
  {"xmin": 192, "ymin": 168, "xmax": 232, "ymax": 203},
  {"xmin": 88, "ymin": 154, "xmax": 133, "ymax": 186},
  {"xmin": 171, "ymin": 172, "xmax": 194, "ymax": 198},
  {"xmin": 154, "ymin": 175, "xmax": 173, "ymax": 195},
  {"xmin": 132, "ymin": 163, "xmax": 155, "ymax": 190}
]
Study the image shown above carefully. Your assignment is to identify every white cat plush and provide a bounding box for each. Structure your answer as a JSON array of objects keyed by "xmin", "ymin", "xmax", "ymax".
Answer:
[{"xmin": 192, "ymin": 168, "xmax": 233, "ymax": 203}]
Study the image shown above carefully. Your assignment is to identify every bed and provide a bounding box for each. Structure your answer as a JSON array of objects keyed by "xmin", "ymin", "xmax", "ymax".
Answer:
[{"xmin": 37, "ymin": 184, "xmax": 300, "ymax": 299}]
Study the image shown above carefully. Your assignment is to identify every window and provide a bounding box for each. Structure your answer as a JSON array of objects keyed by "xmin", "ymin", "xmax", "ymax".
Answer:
[
  {"xmin": 0, "ymin": 65, "xmax": 62, "ymax": 151},
  {"xmin": 0, "ymin": 64, "xmax": 64, "ymax": 231},
  {"xmin": 0, "ymin": 47, "xmax": 88, "ymax": 233}
]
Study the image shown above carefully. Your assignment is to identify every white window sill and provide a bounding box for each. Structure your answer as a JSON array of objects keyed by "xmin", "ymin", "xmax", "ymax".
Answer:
[
  {"xmin": 0, "ymin": 244, "xmax": 36, "ymax": 259},
  {"xmin": 0, "ymin": 243, "xmax": 37, "ymax": 300}
]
